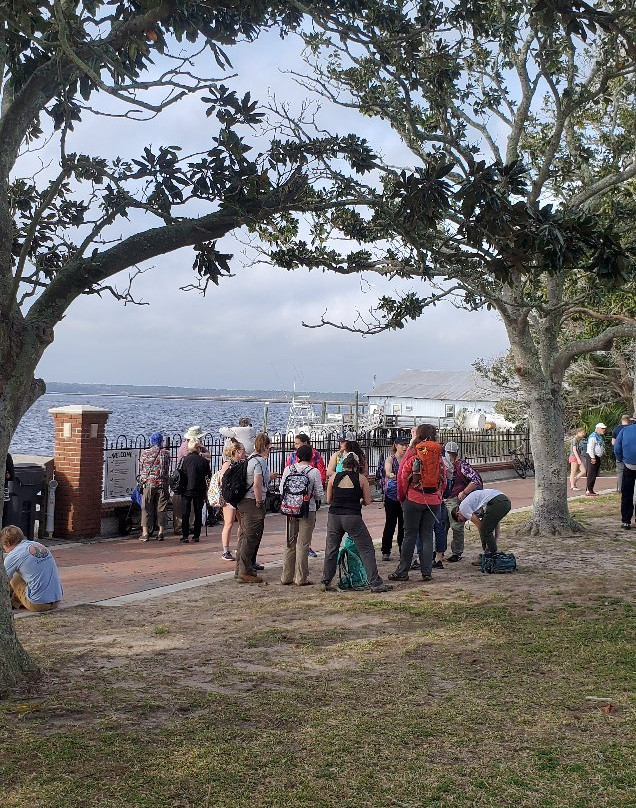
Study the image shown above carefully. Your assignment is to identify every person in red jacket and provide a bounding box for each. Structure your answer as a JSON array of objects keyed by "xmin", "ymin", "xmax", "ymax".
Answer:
[
  {"xmin": 285, "ymin": 433, "xmax": 326, "ymax": 557},
  {"xmin": 389, "ymin": 424, "xmax": 446, "ymax": 583}
]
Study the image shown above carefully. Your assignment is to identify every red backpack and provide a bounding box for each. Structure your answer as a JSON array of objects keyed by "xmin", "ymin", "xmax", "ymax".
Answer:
[{"xmin": 410, "ymin": 441, "xmax": 443, "ymax": 494}]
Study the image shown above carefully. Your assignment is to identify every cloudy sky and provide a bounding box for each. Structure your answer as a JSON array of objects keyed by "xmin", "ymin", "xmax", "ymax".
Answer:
[{"xmin": 27, "ymin": 26, "xmax": 509, "ymax": 394}]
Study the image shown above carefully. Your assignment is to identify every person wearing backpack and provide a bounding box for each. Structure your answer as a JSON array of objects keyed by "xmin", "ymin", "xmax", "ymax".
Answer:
[
  {"xmin": 443, "ymin": 441, "xmax": 483, "ymax": 563},
  {"xmin": 215, "ymin": 438, "xmax": 246, "ymax": 561},
  {"xmin": 388, "ymin": 424, "xmax": 446, "ymax": 583},
  {"xmin": 279, "ymin": 444, "xmax": 324, "ymax": 586},
  {"xmin": 320, "ymin": 452, "xmax": 392, "ymax": 593},
  {"xmin": 380, "ymin": 438, "xmax": 409, "ymax": 561},
  {"xmin": 179, "ymin": 439, "xmax": 211, "ymax": 544},
  {"xmin": 585, "ymin": 423, "xmax": 607, "ymax": 496},
  {"xmin": 236, "ymin": 432, "xmax": 271, "ymax": 583},
  {"xmin": 285, "ymin": 433, "xmax": 327, "ymax": 558},
  {"xmin": 138, "ymin": 432, "xmax": 171, "ymax": 542}
]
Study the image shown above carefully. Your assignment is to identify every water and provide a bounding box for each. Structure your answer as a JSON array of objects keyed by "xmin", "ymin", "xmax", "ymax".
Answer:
[{"xmin": 10, "ymin": 394, "xmax": 349, "ymax": 456}]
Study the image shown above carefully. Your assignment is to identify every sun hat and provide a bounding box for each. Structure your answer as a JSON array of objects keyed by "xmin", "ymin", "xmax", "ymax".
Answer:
[
  {"xmin": 444, "ymin": 441, "xmax": 460, "ymax": 454},
  {"xmin": 595, "ymin": 423, "xmax": 607, "ymax": 430},
  {"xmin": 184, "ymin": 426, "xmax": 205, "ymax": 440},
  {"xmin": 149, "ymin": 432, "xmax": 163, "ymax": 447}
]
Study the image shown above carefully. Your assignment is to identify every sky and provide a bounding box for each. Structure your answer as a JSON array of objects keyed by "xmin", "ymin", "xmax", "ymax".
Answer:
[{"xmin": 24, "ymin": 25, "xmax": 509, "ymax": 394}]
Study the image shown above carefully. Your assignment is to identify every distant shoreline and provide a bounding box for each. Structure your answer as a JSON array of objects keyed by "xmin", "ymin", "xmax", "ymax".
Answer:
[{"xmin": 43, "ymin": 391, "xmax": 356, "ymax": 405}]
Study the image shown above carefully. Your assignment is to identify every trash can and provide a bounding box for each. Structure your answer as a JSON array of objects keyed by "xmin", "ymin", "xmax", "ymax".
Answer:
[{"xmin": 6, "ymin": 463, "xmax": 46, "ymax": 538}]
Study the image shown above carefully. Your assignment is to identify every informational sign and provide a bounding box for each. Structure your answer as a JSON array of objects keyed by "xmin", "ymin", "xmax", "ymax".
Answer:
[{"xmin": 103, "ymin": 449, "xmax": 137, "ymax": 501}]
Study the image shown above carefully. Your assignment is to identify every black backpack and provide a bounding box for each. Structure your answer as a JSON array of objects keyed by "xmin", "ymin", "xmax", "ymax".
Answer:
[
  {"xmin": 169, "ymin": 460, "xmax": 187, "ymax": 495},
  {"xmin": 221, "ymin": 458, "xmax": 250, "ymax": 507}
]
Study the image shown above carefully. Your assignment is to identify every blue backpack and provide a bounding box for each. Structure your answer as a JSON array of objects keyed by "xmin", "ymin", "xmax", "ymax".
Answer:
[
  {"xmin": 480, "ymin": 552, "xmax": 517, "ymax": 574},
  {"xmin": 337, "ymin": 536, "xmax": 370, "ymax": 590}
]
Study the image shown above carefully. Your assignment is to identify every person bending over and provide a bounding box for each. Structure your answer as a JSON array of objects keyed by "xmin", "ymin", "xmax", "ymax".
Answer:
[{"xmin": 451, "ymin": 489, "xmax": 511, "ymax": 563}]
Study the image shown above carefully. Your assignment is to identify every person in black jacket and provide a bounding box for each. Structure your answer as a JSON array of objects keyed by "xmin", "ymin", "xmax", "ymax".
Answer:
[{"xmin": 180, "ymin": 440, "xmax": 211, "ymax": 544}]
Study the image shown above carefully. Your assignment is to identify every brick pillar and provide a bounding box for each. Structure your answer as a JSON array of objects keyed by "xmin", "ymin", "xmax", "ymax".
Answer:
[{"xmin": 48, "ymin": 405, "xmax": 111, "ymax": 540}]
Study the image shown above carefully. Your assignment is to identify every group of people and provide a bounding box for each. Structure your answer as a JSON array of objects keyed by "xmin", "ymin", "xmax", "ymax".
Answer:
[
  {"xmin": 140, "ymin": 420, "xmax": 513, "ymax": 590},
  {"xmin": 2, "ymin": 420, "xmax": 515, "ymax": 612}
]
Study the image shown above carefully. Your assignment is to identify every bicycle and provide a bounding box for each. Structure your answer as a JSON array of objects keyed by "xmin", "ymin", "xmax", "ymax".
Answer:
[{"xmin": 509, "ymin": 446, "xmax": 535, "ymax": 479}]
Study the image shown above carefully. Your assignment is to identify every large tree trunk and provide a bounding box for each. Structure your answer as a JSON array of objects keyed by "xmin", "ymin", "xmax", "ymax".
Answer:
[
  {"xmin": 522, "ymin": 378, "xmax": 579, "ymax": 536},
  {"xmin": 0, "ymin": 316, "xmax": 48, "ymax": 694}
]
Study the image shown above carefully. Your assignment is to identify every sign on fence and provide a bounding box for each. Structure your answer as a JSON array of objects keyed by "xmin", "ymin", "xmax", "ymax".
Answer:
[{"xmin": 104, "ymin": 449, "xmax": 137, "ymax": 500}]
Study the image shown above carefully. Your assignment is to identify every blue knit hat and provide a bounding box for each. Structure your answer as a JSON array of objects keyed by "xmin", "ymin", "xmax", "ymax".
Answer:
[{"xmin": 150, "ymin": 432, "xmax": 163, "ymax": 447}]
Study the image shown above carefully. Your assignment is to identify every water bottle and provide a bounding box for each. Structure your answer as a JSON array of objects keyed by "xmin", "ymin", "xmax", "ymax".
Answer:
[{"xmin": 411, "ymin": 457, "xmax": 421, "ymax": 489}]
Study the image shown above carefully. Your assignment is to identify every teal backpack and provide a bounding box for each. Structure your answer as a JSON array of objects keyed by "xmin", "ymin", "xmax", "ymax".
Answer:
[{"xmin": 337, "ymin": 536, "xmax": 370, "ymax": 590}]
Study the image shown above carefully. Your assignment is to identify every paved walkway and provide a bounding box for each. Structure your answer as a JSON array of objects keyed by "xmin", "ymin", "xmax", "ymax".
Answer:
[{"xmin": 45, "ymin": 473, "xmax": 617, "ymax": 608}]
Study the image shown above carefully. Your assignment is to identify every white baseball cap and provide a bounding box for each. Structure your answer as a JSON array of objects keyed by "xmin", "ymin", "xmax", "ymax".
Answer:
[{"xmin": 595, "ymin": 423, "xmax": 607, "ymax": 430}]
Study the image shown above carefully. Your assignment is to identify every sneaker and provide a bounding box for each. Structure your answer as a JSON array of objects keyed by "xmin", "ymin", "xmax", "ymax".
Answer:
[
  {"xmin": 221, "ymin": 551, "xmax": 235, "ymax": 561},
  {"xmin": 621, "ymin": 522, "xmax": 631, "ymax": 530},
  {"xmin": 179, "ymin": 538, "xmax": 189, "ymax": 544},
  {"xmin": 307, "ymin": 548, "xmax": 318, "ymax": 558},
  {"xmin": 253, "ymin": 563, "xmax": 264, "ymax": 571},
  {"xmin": 388, "ymin": 572, "xmax": 409, "ymax": 581},
  {"xmin": 410, "ymin": 558, "xmax": 420, "ymax": 570},
  {"xmin": 192, "ymin": 537, "xmax": 200, "ymax": 543},
  {"xmin": 447, "ymin": 554, "xmax": 462, "ymax": 563},
  {"xmin": 370, "ymin": 583, "xmax": 393, "ymax": 593},
  {"xmin": 139, "ymin": 535, "xmax": 150, "ymax": 542},
  {"xmin": 585, "ymin": 491, "xmax": 599, "ymax": 497},
  {"xmin": 381, "ymin": 553, "xmax": 391, "ymax": 562},
  {"xmin": 157, "ymin": 534, "xmax": 165, "ymax": 541},
  {"xmin": 421, "ymin": 575, "xmax": 433, "ymax": 582},
  {"xmin": 432, "ymin": 560, "xmax": 444, "ymax": 570}
]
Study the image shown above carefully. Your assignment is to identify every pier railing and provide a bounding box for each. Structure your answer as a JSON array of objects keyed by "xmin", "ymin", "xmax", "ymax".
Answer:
[{"xmin": 103, "ymin": 427, "xmax": 531, "ymax": 500}]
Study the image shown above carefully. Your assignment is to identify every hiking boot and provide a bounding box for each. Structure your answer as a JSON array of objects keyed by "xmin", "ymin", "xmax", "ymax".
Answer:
[
  {"xmin": 381, "ymin": 552, "xmax": 391, "ymax": 562},
  {"xmin": 421, "ymin": 575, "xmax": 433, "ymax": 582},
  {"xmin": 307, "ymin": 548, "xmax": 318, "ymax": 558},
  {"xmin": 447, "ymin": 554, "xmax": 462, "ymax": 563},
  {"xmin": 621, "ymin": 522, "xmax": 631, "ymax": 530},
  {"xmin": 388, "ymin": 572, "xmax": 409, "ymax": 581},
  {"xmin": 371, "ymin": 583, "xmax": 393, "ymax": 593},
  {"xmin": 432, "ymin": 560, "xmax": 444, "ymax": 570},
  {"xmin": 221, "ymin": 551, "xmax": 235, "ymax": 561},
  {"xmin": 239, "ymin": 574, "xmax": 263, "ymax": 583}
]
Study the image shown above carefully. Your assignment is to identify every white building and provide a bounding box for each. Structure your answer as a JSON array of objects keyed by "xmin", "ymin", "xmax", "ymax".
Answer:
[{"xmin": 367, "ymin": 369, "xmax": 498, "ymax": 426}]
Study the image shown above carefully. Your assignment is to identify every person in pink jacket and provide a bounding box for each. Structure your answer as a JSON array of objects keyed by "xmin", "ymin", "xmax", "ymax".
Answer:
[{"xmin": 388, "ymin": 424, "xmax": 446, "ymax": 583}]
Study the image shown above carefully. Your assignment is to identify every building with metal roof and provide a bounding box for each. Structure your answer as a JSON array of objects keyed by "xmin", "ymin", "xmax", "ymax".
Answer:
[{"xmin": 367, "ymin": 370, "xmax": 499, "ymax": 426}]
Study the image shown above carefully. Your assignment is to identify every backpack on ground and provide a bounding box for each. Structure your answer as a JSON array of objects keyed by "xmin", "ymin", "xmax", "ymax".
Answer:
[
  {"xmin": 480, "ymin": 552, "xmax": 517, "ymax": 574},
  {"xmin": 410, "ymin": 440, "xmax": 443, "ymax": 494},
  {"xmin": 221, "ymin": 459, "xmax": 249, "ymax": 507},
  {"xmin": 280, "ymin": 464, "xmax": 311, "ymax": 518},
  {"xmin": 169, "ymin": 460, "xmax": 187, "ymax": 495},
  {"xmin": 337, "ymin": 536, "xmax": 370, "ymax": 590},
  {"xmin": 207, "ymin": 470, "xmax": 222, "ymax": 507}
]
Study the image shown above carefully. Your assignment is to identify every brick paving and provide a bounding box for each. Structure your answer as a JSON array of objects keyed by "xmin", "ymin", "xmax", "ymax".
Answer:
[{"xmin": 47, "ymin": 473, "xmax": 617, "ymax": 607}]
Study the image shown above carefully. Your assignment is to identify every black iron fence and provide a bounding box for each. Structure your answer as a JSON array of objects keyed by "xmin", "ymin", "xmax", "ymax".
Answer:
[{"xmin": 103, "ymin": 428, "xmax": 531, "ymax": 501}]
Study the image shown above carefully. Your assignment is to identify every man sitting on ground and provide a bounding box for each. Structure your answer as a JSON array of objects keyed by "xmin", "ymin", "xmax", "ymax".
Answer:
[
  {"xmin": 451, "ymin": 489, "xmax": 511, "ymax": 564},
  {"xmin": 1, "ymin": 525, "xmax": 63, "ymax": 611}
]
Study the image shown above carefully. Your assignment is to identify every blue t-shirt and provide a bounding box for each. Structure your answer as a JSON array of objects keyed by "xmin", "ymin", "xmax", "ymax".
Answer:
[{"xmin": 4, "ymin": 540, "xmax": 63, "ymax": 604}]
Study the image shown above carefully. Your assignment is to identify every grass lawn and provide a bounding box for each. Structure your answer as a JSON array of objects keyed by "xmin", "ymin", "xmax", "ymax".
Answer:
[{"xmin": 1, "ymin": 495, "xmax": 634, "ymax": 808}]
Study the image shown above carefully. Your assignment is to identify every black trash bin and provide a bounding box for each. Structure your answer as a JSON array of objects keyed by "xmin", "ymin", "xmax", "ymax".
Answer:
[{"xmin": 6, "ymin": 463, "xmax": 46, "ymax": 538}]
